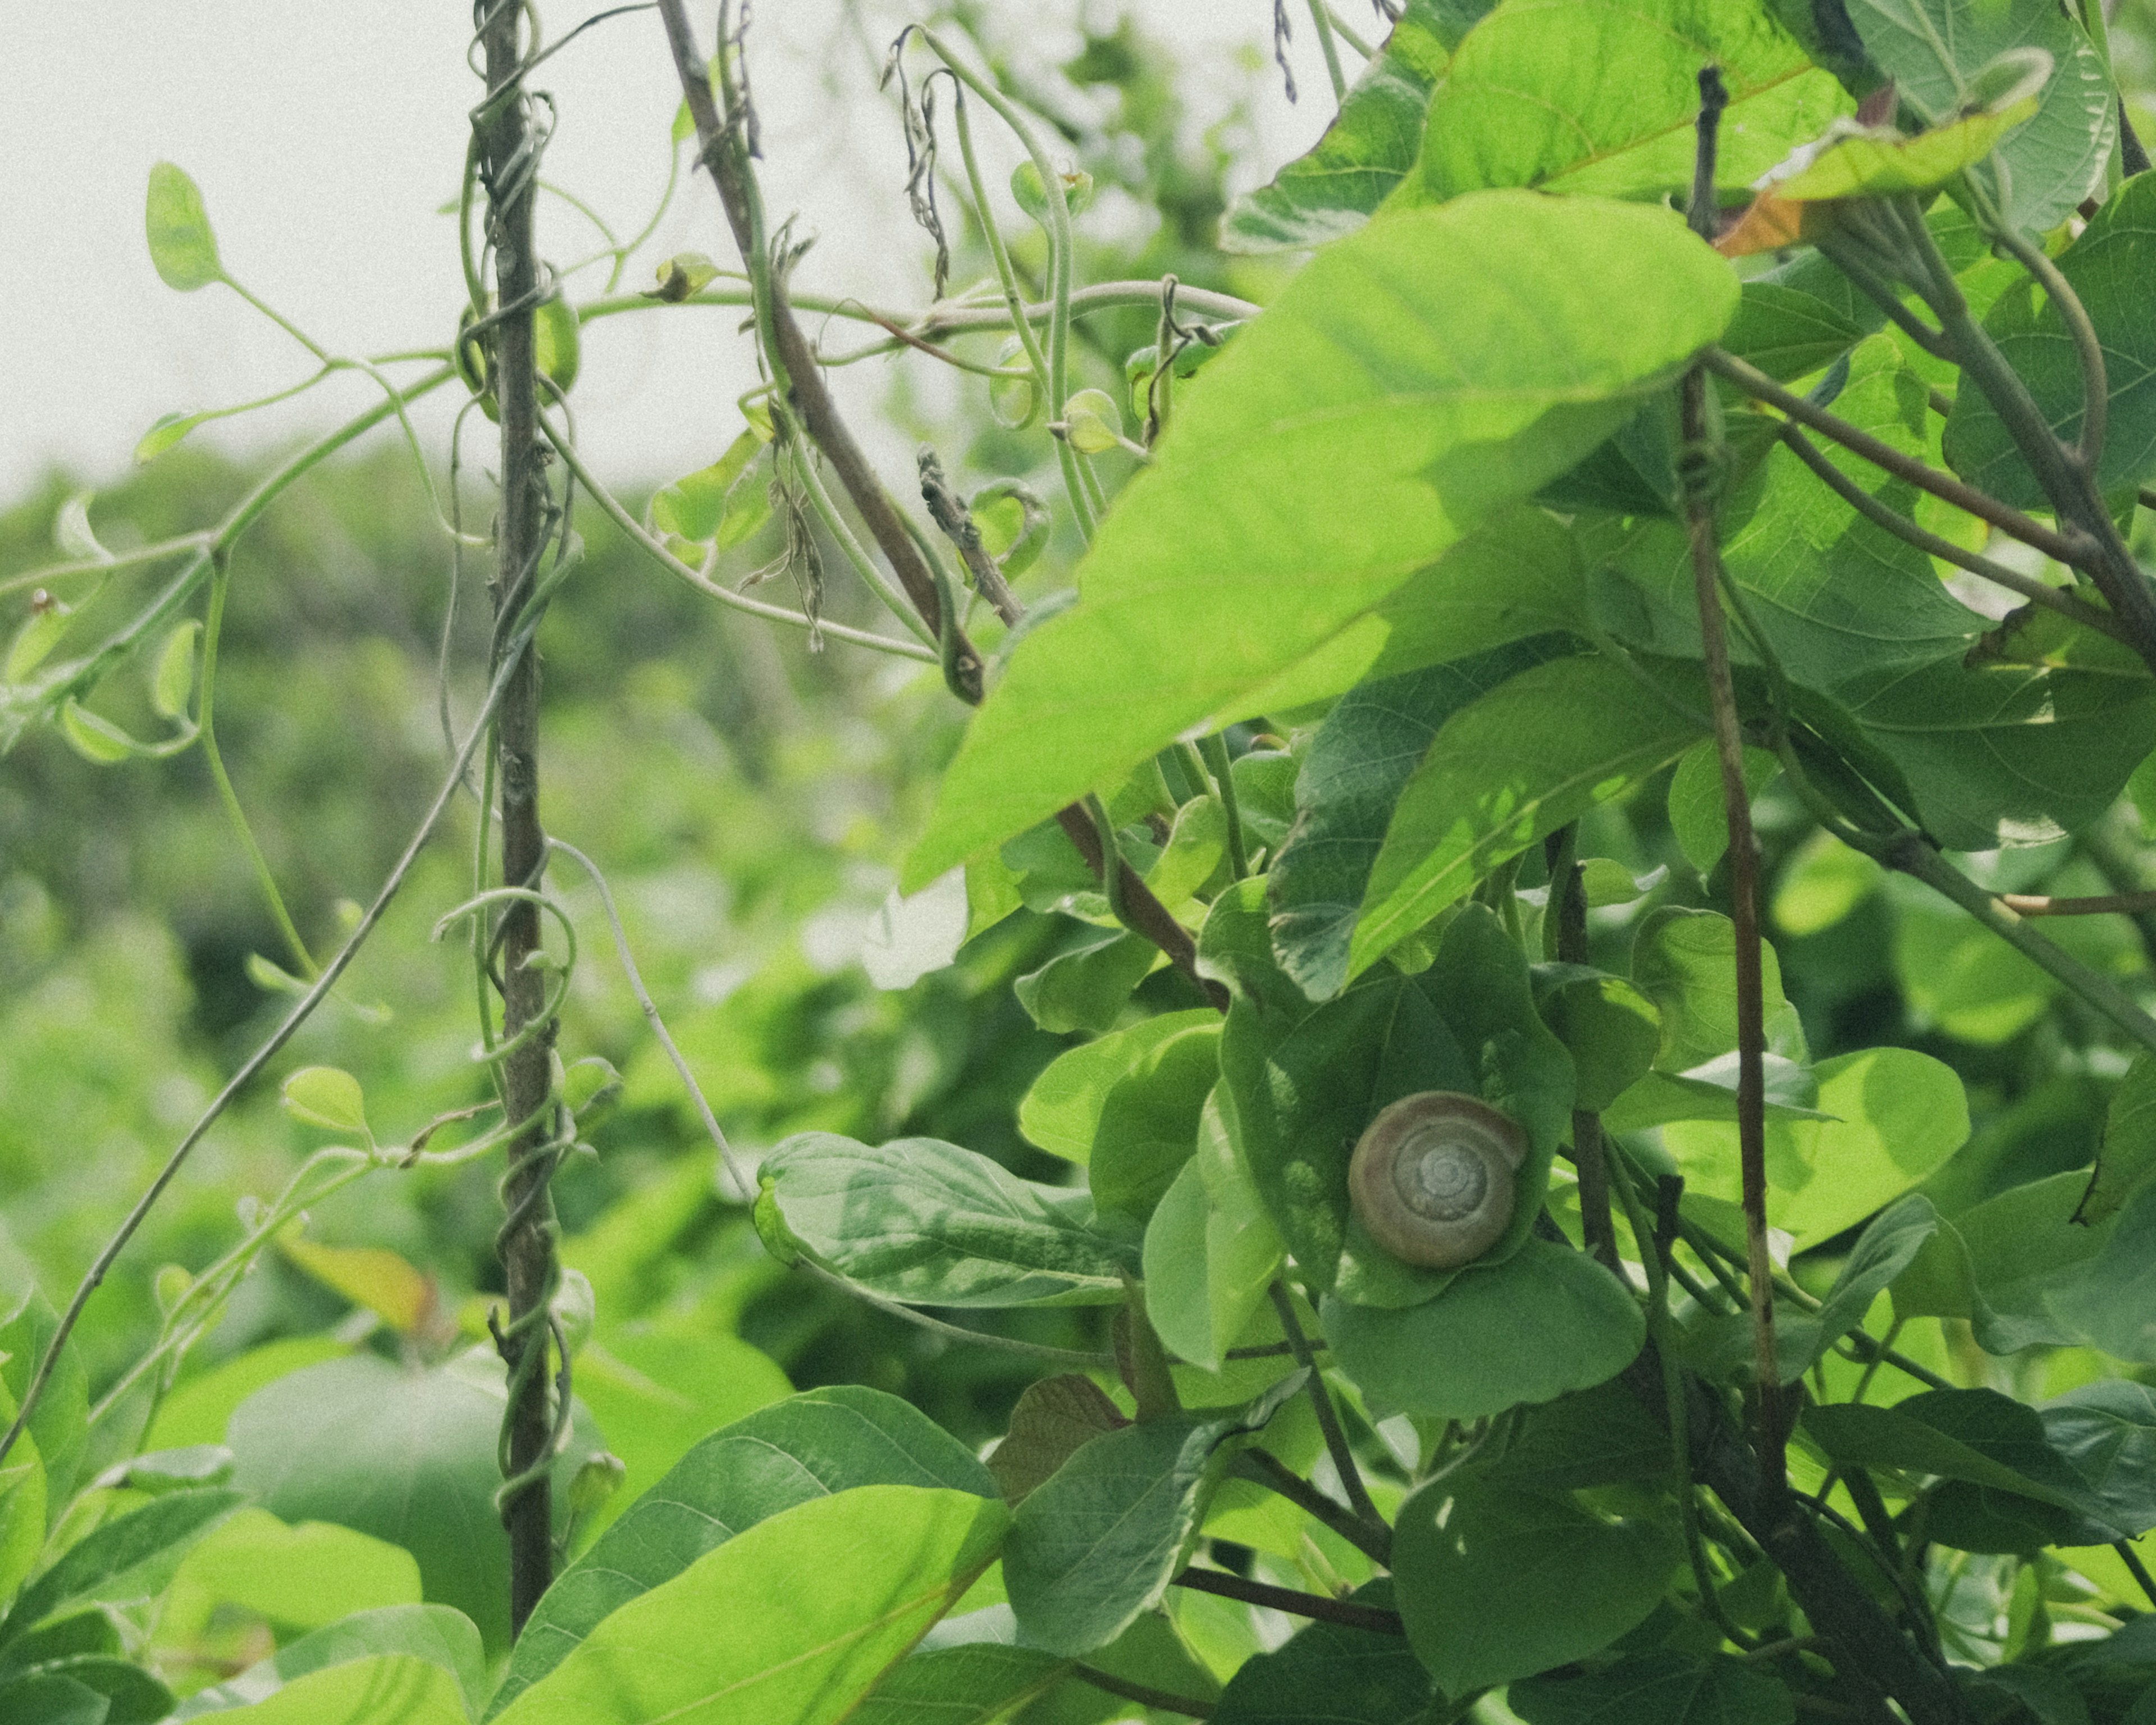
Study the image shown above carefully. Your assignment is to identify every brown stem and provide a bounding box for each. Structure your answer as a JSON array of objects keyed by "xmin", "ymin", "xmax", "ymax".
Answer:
[
  {"xmin": 656, "ymin": 0, "xmax": 980, "ymax": 695},
  {"xmin": 1687, "ymin": 68, "xmax": 1783, "ymax": 1493},
  {"xmin": 1234, "ymin": 1450, "xmax": 1391, "ymax": 1567},
  {"xmin": 474, "ymin": 0, "xmax": 560, "ymax": 1637},
  {"xmin": 1268, "ymin": 1281, "xmax": 1386, "ymax": 1541},
  {"xmin": 919, "ymin": 446, "xmax": 1021, "ymax": 625},
  {"xmin": 1998, "ymin": 888, "xmax": 2156, "ymax": 916},
  {"xmin": 1549, "ymin": 836, "xmax": 1619, "ymax": 1269},
  {"xmin": 1056, "ymin": 804, "xmax": 1227, "ymax": 1009},
  {"xmin": 1704, "ymin": 348, "xmax": 2086, "ymax": 569},
  {"xmin": 1171, "ymin": 1567, "xmax": 1404, "ymax": 1635}
]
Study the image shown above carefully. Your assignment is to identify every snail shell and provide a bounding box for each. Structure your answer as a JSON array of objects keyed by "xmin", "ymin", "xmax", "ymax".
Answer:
[{"xmin": 1347, "ymin": 1092, "xmax": 1527, "ymax": 1270}]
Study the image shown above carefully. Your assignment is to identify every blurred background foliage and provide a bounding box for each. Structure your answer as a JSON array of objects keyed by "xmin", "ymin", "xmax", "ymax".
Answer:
[{"xmin": 11, "ymin": 1, "xmax": 2156, "ymax": 1635}]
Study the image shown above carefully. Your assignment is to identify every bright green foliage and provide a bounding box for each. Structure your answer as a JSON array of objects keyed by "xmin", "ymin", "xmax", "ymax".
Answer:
[
  {"xmin": 848, "ymin": 1643, "xmax": 1069, "ymax": 1725},
  {"xmin": 1141, "ymin": 1093, "xmax": 1283, "ymax": 1371},
  {"xmin": 173, "ymin": 1605, "xmax": 487, "ymax": 1719},
  {"xmin": 1, "ymin": 1489, "xmax": 243, "ymax": 1641},
  {"xmin": 1835, "ymin": 0, "xmax": 2114, "ymax": 235},
  {"xmin": 1632, "ymin": 907, "xmax": 1807, "ymax": 1072},
  {"xmin": 1948, "ymin": 172, "xmax": 2156, "ymax": 506},
  {"xmin": 495, "ymin": 1388, "xmax": 996, "ymax": 1715},
  {"xmin": 1666, "ymin": 741, "xmax": 1780, "ymax": 878},
  {"xmin": 907, "ymin": 193, "xmax": 1739, "ymax": 888},
  {"xmin": 185, "ymin": 1655, "xmax": 473, "ymax": 1724},
  {"xmin": 495, "ymin": 1486, "xmax": 1006, "ymax": 1725},
  {"xmin": 1409, "ymin": 0, "xmax": 1847, "ymax": 204},
  {"xmin": 755, "ymin": 1134, "xmax": 1141, "ymax": 1306},
  {"xmin": 1392, "ymin": 1465, "xmax": 1680, "ymax": 1692},
  {"xmin": 1017, "ymin": 1010, "xmax": 1218, "ymax": 1219},
  {"xmin": 225, "ymin": 1355, "xmax": 607, "ymax": 1650},
  {"xmin": 1221, "ymin": 0, "xmax": 1470, "ymax": 251}
]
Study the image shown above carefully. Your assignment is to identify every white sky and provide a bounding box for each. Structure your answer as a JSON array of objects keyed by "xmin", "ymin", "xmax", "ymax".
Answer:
[{"xmin": 0, "ymin": 3, "xmax": 1337, "ymax": 504}]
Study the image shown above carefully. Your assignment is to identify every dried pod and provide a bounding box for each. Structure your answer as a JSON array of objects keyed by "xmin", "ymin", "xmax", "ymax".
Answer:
[{"xmin": 1347, "ymin": 1092, "xmax": 1527, "ymax": 1270}]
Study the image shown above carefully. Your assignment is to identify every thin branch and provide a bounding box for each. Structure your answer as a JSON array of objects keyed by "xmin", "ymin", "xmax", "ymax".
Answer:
[
  {"xmin": 2114, "ymin": 1539, "xmax": 2156, "ymax": 1610},
  {"xmin": 1268, "ymin": 1280, "xmax": 1386, "ymax": 1540},
  {"xmin": 1171, "ymin": 1567, "xmax": 1404, "ymax": 1635},
  {"xmin": 1989, "ymin": 222, "xmax": 2107, "ymax": 473},
  {"xmin": 1998, "ymin": 888, "xmax": 2156, "ymax": 917},
  {"xmin": 1234, "ymin": 1450, "xmax": 1391, "ymax": 1567},
  {"xmin": 1776, "ymin": 426, "xmax": 2130, "ymax": 643},
  {"xmin": 1072, "ymin": 1664, "xmax": 1213, "ymax": 1718},
  {"xmin": 1703, "ymin": 348, "xmax": 2085, "ymax": 569},
  {"xmin": 1686, "ymin": 70, "xmax": 1784, "ymax": 1495},
  {"xmin": 571, "ymin": 277, "xmax": 1260, "ymax": 334}
]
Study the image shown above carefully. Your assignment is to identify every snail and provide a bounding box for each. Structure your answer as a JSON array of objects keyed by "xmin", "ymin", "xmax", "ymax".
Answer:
[{"xmin": 1347, "ymin": 1092, "xmax": 1526, "ymax": 1270}]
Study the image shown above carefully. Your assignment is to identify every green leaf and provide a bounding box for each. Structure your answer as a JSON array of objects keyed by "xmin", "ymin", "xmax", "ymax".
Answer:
[
  {"xmin": 1269, "ymin": 636, "xmax": 1578, "ymax": 1001},
  {"xmin": 1770, "ymin": 104, "xmax": 2038, "ymax": 202},
  {"xmin": 1, "ymin": 1658, "xmax": 170, "ymax": 1724},
  {"xmin": 1510, "ymin": 1651, "xmax": 1794, "ymax": 1725},
  {"xmin": 162, "ymin": 1509, "xmax": 422, "ymax": 1640},
  {"xmin": 498, "ymin": 1485, "xmax": 1005, "ymax": 1725},
  {"xmin": 57, "ymin": 702, "xmax": 141, "ymax": 765},
  {"xmin": 278, "ymin": 1066, "xmax": 369, "ymax": 1137},
  {"xmin": 1351, "ymin": 655, "xmax": 1706, "ymax": 980},
  {"xmin": 1013, "ymin": 931, "xmax": 1160, "ymax": 1035},
  {"xmin": 2079, "ymin": 1055, "xmax": 2156, "ymax": 1225},
  {"xmin": 1631, "ymin": 907, "xmax": 1807, "ymax": 1076},
  {"xmin": 985, "ymin": 1376, "xmax": 1126, "ymax": 1508},
  {"xmin": 1947, "ymin": 173, "xmax": 2156, "ymax": 509},
  {"xmin": 535, "ymin": 295, "xmax": 580, "ymax": 394},
  {"xmin": 0, "ymin": 1243, "xmax": 88, "ymax": 1522},
  {"xmin": 494, "ymin": 1387, "xmax": 992, "ymax": 1715},
  {"xmin": 150, "ymin": 622, "xmax": 200, "ymax": 722},
  {"xmin": 1142, "ymin": 1092, "xmax": 1285, "ymax": 1372},
  {"xmin": 0, "ymin": 1674, "xmax": 114, "ymax": 1724},
  {"xmin": 860, "ymin": 870, "xmax": 969, "ymax": 992},
  {"xmin": 1771, "ymin": 829, "xmax": 1883, "ymax": 937},
  {"xmin": 145, "ymin": 163, "xmax": 226, "ymax": 291},
  {"xmin": 1222, "ymin": 0, "xmax": 1465, "ymax": 252},
  {"xmin": 225, "ymin": 1353, "xmax": 607, "ymax": 1651},
  {"xmin": 1391, "ymin": 1465, "xmax": 1680, "ymax": 1694},
  {"xmin": 1324, "ymin": 1238, "xmax": 1645, "ymax": 1420},
  {"xmin": 170, "ymin": 1605, "xmax": 485, "ymax": 1721},
  {"xmin": 905, "ymin": 193, "xmax": 1739, "ymax": 889},
  {"xmin": 144, "ymin": 1336, "xmax": 347, "ymax": 1450},
  {"xmin": 1893, "ymin": 1170, "xmax": 2111, "ymax": 1352},
  {"xmin": 1010, "ymin": 162, "xmax": 1095, "ymax": 225},
  {"xmin": 52, "ymin": 494, "xmax": 109, "ymax": 565},
  {"xmin": 2045, "ymin": 1179, "xmax": 2156, "ymax": 1363},
  {"xmin": 5, "ymin": 600, "xmax": 75, "ymax": 684},
  {"xmin": 1838, "ymin": 0, "xmax": 2113, "ymax": 237},
  {"xmin": 1721, "ymin": 250, "xmax": 1883, "ymax": 382},
  {"xmin": 1211, "ymin": 1581, "xmax": 1432, "ymax": 1725},
  {"xmin": 1004, "ymin": 1412, "xmax": 1257, "ymax": 1656},
  {"xmin": 755, "ymin": 1133, "xmax": 1141, "ymax": 1307},
  {"xmin": 1602, "ymin": 1055, "xmax": 1828, "ymax": 1134},
  {"xmin": 1667, "ymin": 741, "xmax": 1780, "ymax": 879},
  {"xmin": 849, "ymin": 1643, "xmax": 1071, "ymax": 1725},
  {"xmin": 1, "ymin": 1489, "xmax": 244, "ymax": 1641},
  {"xmin": 1409, "ymin": 0, "xmax": 1848, "ymax": 206},
  {"xmin": 177, "ymin": 1656, "xmax": 469, "ymax": 1725},
  {"xmin": 135, "ymin": 409, "xmax": 214, "ymax": 464},
  {"xmin": 1533, "ymin": 966, "xmax": 1661, "ymax": 1115},
  {"xmin": 650, "ymin": 430, "xmax": 765, "ymax": 544},
  {"xmin": 1020, "ymin": 1010, "xmax": 1219, "ymax": 1163},
  {"xmin": 568, "ymin": 1330, "xmax": 791, "ymax": 1538}
]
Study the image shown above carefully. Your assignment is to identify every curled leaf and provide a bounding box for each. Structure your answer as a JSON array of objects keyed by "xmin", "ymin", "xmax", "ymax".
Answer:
[
  {"xmin": 281, "ymin": 1065, "xmax": 370, "ymax": 1137},
  {"xmin": 642, "ymin": 252, "xmax": 722, "ymax": 303},
  {"xmin": 1061, "ymin": 388, "xmax": 1125, "ymax": 456},
  {"xmin": 152, "ymin": 620, "xmax": 201, "ymax": 722},
  {"xmin": 136, "ymin": 409, "xmax": 212, "ymax": 464},
  {"xmin": 1011, "ymin": 161, "xmax": 1095, "ymax": 225}
]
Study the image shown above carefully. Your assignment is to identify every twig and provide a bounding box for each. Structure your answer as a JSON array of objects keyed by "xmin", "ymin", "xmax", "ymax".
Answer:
[
  {"xmin": 1776, "ymin": 427, "xmax": 2130, "ymax": 644},
  {"xmin": 919, "ymin": 446, "xmax": 1021, "ymax": 624},
  {"xmin": 1685, "ymin": 68, "xmax": 1783, "ymax": 1494},
  {"xmin": 1989, "ymin": 222, "xmax": 2108, "ymax": 473},
  {"xmin": 1234, "ymin": 1450, "xmax": 1391, "ymax": 1566},
  {"xmin": 1171, "ymin": 1567, "xmax": 1404, "ymax": 1634},
  {"xmin": 2114, "ymin": 1540, "xmax": 2156, "ymax": 1609},
  {"xmin": 571, "ymin": 278, "xmax": 1260, "ymax": 336},
  {"xmin": 1549, "ymin": 830, "xmax": 1618, "ymax": 1268},
  {"xmin": 1268, "ymin": 1281, "xmax": 1386, "ymax": 1539},
  {"xmin": 1998, "ymin": 889, "xmax": 2156, "ymax": 916},
  {"xmin": 1304, "ymin": 0, "xmax": 1347, "ymax": 102},
  {"xmin": 1073, "ymin": 1665, "xmax": 1212, "ymax": 1718},
  {"xmin": 1703, "ymin": 349, "xmax": 2085, "ymax": 569}
]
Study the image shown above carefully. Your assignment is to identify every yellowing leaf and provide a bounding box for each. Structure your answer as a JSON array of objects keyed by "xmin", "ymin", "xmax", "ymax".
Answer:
[{"xmin": 279, "ymin": 1235, "xmax": 435, "ymax": 1335}]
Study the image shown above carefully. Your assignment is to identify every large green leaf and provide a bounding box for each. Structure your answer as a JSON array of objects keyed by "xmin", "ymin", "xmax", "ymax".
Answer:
[
  {"xmin": 1632, "ymin": 907, "xmax": 1808, "ymax": 1075},
  {"xmin": 1222, "ymin": 0, "xmax": 1473, "ymax": 252},
  {"xmin": 1323, "ymin": 1239, "xmax": 1646, "ymax": 1420},
  {"xmin": 173, "ymin": 1657, "xmax": 470, "ymax": 1725},
  {"xmin": 1269, "ymin": 637, "xmax": 1577, "ymax": 1000},
  {"xmin": 1893, "ymin": 1169, "xmax": 2113, "ymax": 1352},
  {"xmin": 2079, "ymin": 1052, "xmax": 2156, "ymax": 1225},
  {"xmin": 1, "ymin": 1489, "xmax": 244, "ymax": 1642},
  {"xmin": 494, "ymin": 1387, "xmax": 996, "ymax": 1717},
  {"xmin": 1142, "ymin": 1092, "xmax": 1285, "ymax": 1373},
  {"xmin": 905, "ymin": 193, "xmax": 1739, "ymax": 889},
  {"xmin": 755, "ymin": 1134, "xmax": 1140, "ymax": 1307},
  {"xmin": 0, "ymin": 1656, "xmax": 170, "ymax": 1724},
  {"xmin": 848, "ymin": 1643, "xmax": 1069, "ymax": 1725},
  {"xmin": 172, "ymin": 1605, "xmax": 486, "ymax": 1721},
  {"xmin": 1511, "ymin": 1651, "xmax": 1794, "ymax": 1725},
  {"xmin": 0, "ymin": 1231, "xmax": 87, "ymax": 1521},
  {"xmin": 1019, "ymin": 1010, "xmax": 1218, "ymax": 1163},
  {"xmin": 1004, "ymin": 1397, "xmax": 1282, "ymax": 1658},
  {"xmin": 1016, "ymin": 1015, "xmax": 1218, "ymax": 1222},
  {"xmin": 1211, "ymin": 1581, "xmax": 1432, "ymax": 1725},
  {"xmin": 225, "ymin": 1353, "xmax": 607, "ymax": 1651},
  {"xmin": 1392, "ymin": 1464, "xmax": 1680, "ymax": 1694},
  {"xmin": 1838, "ymin": 0, "xmax": 2113, "ymax": 237},
  {"xmin": 1606, "ymin": 337, "xmax": 1990, "ymax": 695},
  {"xmin": 163, "ymin": 1510, "xmax": 423, "ymax": 1640},
  {"xmin": 2041, "ymin": 1380, "xmax": 2156, "ymax": 1540},
  {"xmin": 496, "ymin": 1485, "xmax": 1006, "ymax": 1725},
  {"xmin": 1946, "ymin": 172, "xmax": 2156, "ymax": 508},
  {"xmin": 1409, "ymin": 0, "xmax": 1847, "ymax": 204},
  {"xmin": 1722, "ymin": 251, "xmax": 1885, "ymax": 382},
  {"xmin": 1350, "ymin": 654, "xmax": 1707, "ymax": 979}
]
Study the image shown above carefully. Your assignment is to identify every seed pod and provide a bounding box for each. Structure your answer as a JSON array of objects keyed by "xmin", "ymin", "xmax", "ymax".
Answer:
[{"xmin": 1347, "ymin": 1092, "xmax": 1526, "ymax": 1270}]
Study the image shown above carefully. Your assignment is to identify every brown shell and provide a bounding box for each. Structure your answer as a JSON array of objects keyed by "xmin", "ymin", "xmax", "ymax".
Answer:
[{"xmin": 1346, "ymin": 1092, "xmax": 1528, "ymax": 1270}]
